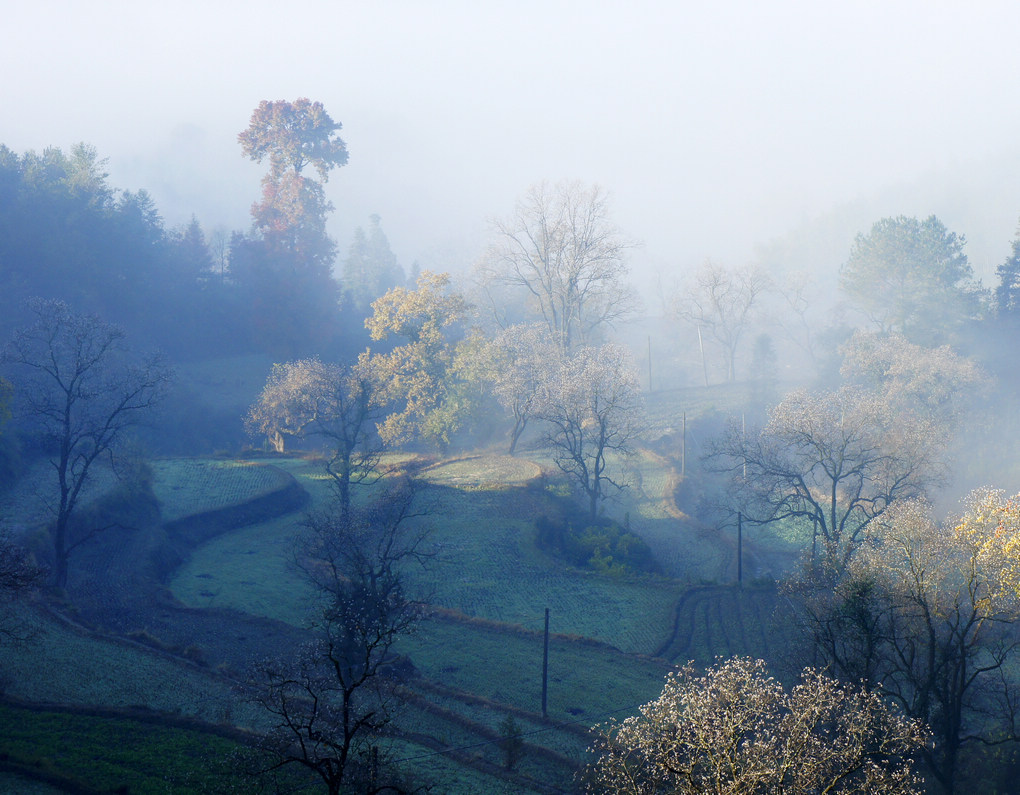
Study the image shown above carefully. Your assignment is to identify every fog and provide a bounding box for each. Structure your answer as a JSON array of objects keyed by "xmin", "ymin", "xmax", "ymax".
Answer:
[{"xmin": 6, "ymin": 1, "xmax": 1020, "ymax": 296}]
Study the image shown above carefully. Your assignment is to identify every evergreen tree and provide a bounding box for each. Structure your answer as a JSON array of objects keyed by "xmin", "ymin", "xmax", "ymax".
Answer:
[
  {"xmin": 995, "ymin": 221, "xmax": 1020, "ymax": 320},
  {"xmin": 342, "ymin": 214, "xmax": 404, "ymax": 313}
]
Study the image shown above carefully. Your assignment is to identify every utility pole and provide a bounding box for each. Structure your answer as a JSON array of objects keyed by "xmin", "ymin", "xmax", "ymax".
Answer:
[
  {"xmin": 647, "ymin": 335, "xmax": 652, "ymax": 392},
  {"xmin": 681, "ymin": 410, "xmax": 686, "ymax": 479},
  {"xmin": 542, "ymin": 607, "xmax": 550, "ymax": 718},
  {"xmin": 698, "ymin": 325, "xmax": 709, "ymax": 387},
  {"xmin": 737, "ymin": 511, "xmax": 743, "ymax": 587}
]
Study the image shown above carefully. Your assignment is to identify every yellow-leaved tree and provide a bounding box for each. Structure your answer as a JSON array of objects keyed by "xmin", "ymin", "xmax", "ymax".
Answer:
[{"xmin": 361, "ymin": 271, "xmax": 491, "ymax": 450}]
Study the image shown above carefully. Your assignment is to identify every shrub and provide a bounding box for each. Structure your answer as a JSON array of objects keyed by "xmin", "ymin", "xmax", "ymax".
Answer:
[{"xmin": 535, "ymin": 512, "xmax": 659, "ymax": 575}]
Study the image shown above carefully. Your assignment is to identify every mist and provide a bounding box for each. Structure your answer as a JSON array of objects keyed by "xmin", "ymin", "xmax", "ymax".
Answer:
[
  {"xmin": 9, "ymin": 5, "xmax": 1020, "ymax": 791},
  {"xmin": 5, "ymin": 1, "xmax": 1020, "ymax": 296}
]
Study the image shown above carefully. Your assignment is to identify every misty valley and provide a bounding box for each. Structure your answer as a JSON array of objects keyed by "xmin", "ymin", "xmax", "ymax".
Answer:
[{"xmin": 3, "ymin": 99, "xmax": 1020, "ymax": 795}]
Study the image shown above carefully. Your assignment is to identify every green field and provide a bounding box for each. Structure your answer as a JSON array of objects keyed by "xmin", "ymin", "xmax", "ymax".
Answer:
[
  {"xmin": 0, "ymin": 431, "xmax": 798, "ymax": 793},
  {"xmin": 151, "ymin": 457, "xmax": 297, "ymax": 523}
]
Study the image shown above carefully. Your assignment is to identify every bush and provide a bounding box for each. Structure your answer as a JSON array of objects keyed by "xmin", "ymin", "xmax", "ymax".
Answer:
[{"xmin": 535, "ymin": 512, "xmax": 659, "ymax": 575}]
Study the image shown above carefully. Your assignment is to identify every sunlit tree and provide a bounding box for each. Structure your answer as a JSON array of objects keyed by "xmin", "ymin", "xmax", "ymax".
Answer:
[
  {"xmin": 490, "ymin": 323, "xmax": 563, "ymax": 454},
  {"xmin": 839, "ymin": 330, "xmax": 986, "ymax": 430},
  {"xmin": 800, "ymin": 494, "xmax": 1020, "ymax": 793},
  {"xmin": 246, "ymin": 357, "xmax": 380, "ymax": 516},
  {"xmin": 586, "ymin": 656, "xmax": 927, "ymax": 794},
  {"xmin": 709, "ymin": 386, "xmax": 943, "ymax": 569},
  {"xmin": 233, "ymin": 98, "xmax": 347, "ymax": 356},
  {"xmin": 361, "ymin": 271, "xmax": 479, "ymax": 449},
  {"xmin": 536, "ymin": 344, "xmax": 643, "ymax": 520}
]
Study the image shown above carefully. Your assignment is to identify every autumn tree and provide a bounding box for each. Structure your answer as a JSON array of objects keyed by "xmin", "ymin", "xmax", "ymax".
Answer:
[
  {"xmin": 361, "ymin": 271, "xmax": 482, "ymax": 449},
  {"xmin": 535, "ymin": 344, "xmax": 643, "ymax": 520},
  {"xmin": 243, "ymin": 479, "xmax": 431, "ymax": 795},
  {"xmin": 233, "ymin": 98, "xmax": 348, "ymax": 356},
  {"xmin": 246, "ymin": 357, "xmax": 381, "ymax": 516},
  {"xmin": 799, "ymin": 494, "xmax": 1020, "ymax": 793},
  {"xmin": 1, "ymin": 299, "xmax": 171, "ymax": 588},
  {"xmin": 586, "ymin": 656, "xmax": 927, "ymax": 794},
  {"xmin": 478, "ymin": 181, "xmax": 638, "ymax": 351},
  {"xmin": 672, "ymin": 261, "xmax": 771, "ymax": 383},
  {"xmin": 840, "ymin": 215, "xmax": 984, "ymax": 345},
  {"xmin": 708, "ymin": 386, "xmax": 943, "ymax": 569}
]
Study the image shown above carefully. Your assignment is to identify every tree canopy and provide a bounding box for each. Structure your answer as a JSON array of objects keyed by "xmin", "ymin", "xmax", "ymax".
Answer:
[
  {"xmin": 360, "ymin": 271, "xmax": 480, "ymax": 449},
  {"xmin": 801, "ymin": 493, "xmax": 1020, "ymax": 792},
  {"xmin": 840, "ymin": 215, "xmax": 983, "ymax": 344},
  {"xmin": 535, "ymin": 343, "xmax": 643, "ymax": 520},
  {"xmin": 238, "ymin": 98, "xmax": 348, "ymax": 181},
  {"xmin": 587, "ymin": 656, "xmax": 927, "ymax": 794},
  {"xmin": 233, "ymin": 98, "xmax": 347, "ymax": 357}
]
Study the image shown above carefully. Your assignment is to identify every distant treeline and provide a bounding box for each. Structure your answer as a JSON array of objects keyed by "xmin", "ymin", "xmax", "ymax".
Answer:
[{"xmin": 0, "ymin": 143, "xmax": 392, "ymax": 363}]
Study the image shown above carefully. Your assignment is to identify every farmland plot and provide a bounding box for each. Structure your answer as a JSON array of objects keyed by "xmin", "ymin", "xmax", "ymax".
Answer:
[
  {"xmin": 151, "ymin": 458, "xmax": 296, "ymax": 523},
  {"xmin": 0, "ymin": 460, "xmax": 118, "ymax": 535},
  {"xmin": 0, "ymin": 608, "xmax": 244, "ymax": 724}
]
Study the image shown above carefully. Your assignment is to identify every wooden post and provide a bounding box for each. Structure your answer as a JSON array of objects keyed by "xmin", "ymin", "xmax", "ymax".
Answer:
[
  {"xmin": 647, "ymin": 335, "xmax": 652, "ymax": 392},
  {"xmin": 542, "ymin": 607, "xmax": 550, "ymax": 718},
  {"xmin": 737, "ymin": 511, "xmax": 743, "ymax": 587},
  {"xmin": 681, "ymin": 410, "xmax": 686, "ymax": 479},
  {"xmin": 742, "ymin": 414, "xmax": 747, "ymax": 481},
  {"xmin": 698, "ymin": 325, "xmax": 709, "ymax": 387}
]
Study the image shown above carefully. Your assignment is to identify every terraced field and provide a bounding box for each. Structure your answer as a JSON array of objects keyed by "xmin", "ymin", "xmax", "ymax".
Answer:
[
  {"xmin": 151, "ymin": 457, "xmax": 297, "ymax": 523},
  {"xmin": 1, "ymin": 445, "xmax": 800, "ymax": 793}
]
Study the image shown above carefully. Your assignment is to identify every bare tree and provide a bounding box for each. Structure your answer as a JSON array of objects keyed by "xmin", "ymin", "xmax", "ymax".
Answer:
[
  {"xmin": 770, "ymin": 270, "xmax": 827, "ymax": 369},
  {"xmin": 479, "ymin": 181, "xmax": 639, "ymax": 351},
  {"xmin": 536, "ymin": 344, "xmax": 643, "ymax": 520},
  {"xmin": 708, "ymin": 386, "xmax": 942, "ymax": 569},
  {"xmin": 244, "ymin": 479, "xmax": 432, "ymax": 795},
  {"xmin": 2, "ymin": 299, "xmax": 171, "ymax": 588},
  {"xmin": 246, "ymin": 357, "xmax": 381, "ymax": 516},
  {"xmin": 586, "ymin": 656, "xmax": 927, "ymax": 794},
  {"xmin": 673, "ymin": 261, "xmax": 770, "ymax": 382}
]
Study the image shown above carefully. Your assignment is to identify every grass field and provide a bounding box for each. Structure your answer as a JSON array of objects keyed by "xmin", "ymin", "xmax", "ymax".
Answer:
[
  {"xmin": 0, "ymin": 437, "xmax": 801, "ymax": 793},
  {"xmin": 151, "ymin": 457, "xmax": 297, "ymax": 523},
  {"xmin": 160, "ymin": 448, "xmax": 773, "ymax": 791},
  {"xmin": 0, "ymin": 703, "xmax": 250, "ymax": 793}
]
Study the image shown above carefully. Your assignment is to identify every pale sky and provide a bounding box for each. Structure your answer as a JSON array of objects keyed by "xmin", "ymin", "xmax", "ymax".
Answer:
[{"xmin": 5, "ymin": 0, "xmax": 1020, "ymax": 292}]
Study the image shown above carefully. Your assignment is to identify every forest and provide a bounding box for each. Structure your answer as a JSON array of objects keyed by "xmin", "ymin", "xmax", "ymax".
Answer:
[{"xmin": 3, "ymin": 98, "xmax": 1020, "ymax": 794}]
